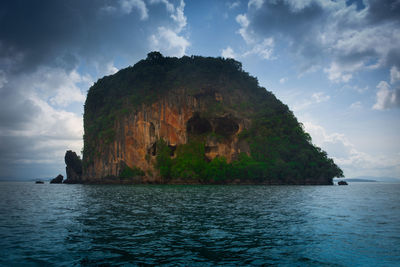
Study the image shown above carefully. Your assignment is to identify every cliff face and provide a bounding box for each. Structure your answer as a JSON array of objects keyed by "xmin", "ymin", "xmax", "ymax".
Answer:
[
  {"xmin": 82, "ymin": 52, "xmax": 343, "ymax": 184},
  {"xmin": 83, "ymin": 88, "xmax": 250, "ymax": 182}
]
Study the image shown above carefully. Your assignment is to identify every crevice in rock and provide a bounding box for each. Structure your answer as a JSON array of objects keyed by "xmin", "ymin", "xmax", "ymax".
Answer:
[
  {"xmin": 149, "ymin": 122, "xmax": 155, "ymax": 138},
  {"xmin": 186, "ymin": 113, "xmax": 212, "ymax": 135},
  {"xmin": 147, "ymin": 142, "xmax": 157, "ymax": 156},
  {"xmin": 168, "ymin": 145, "xmax": 177, "ymax": 157},
  {"xmin": 213, "ymin": 116, "xmax": 239, "ymax": 136},
  {"xmin": 205, "ymin": 146, "xmax": 218, "ymax": 153}
]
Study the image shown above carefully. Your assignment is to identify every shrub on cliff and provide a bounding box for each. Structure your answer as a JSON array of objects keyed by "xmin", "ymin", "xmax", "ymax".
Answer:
[
  {"xmin": 155, "ymin": 139, "xmax": 173, "ymax": 179},
  {"xmin": 119, "ymin": 165, "xmax": 145, "ymax": 179}
]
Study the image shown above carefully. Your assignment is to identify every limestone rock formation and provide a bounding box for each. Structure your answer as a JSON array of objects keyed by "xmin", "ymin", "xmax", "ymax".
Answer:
[
  {"xmin": 50, "ymin": 174, "xmax": 63, "ymax": 184},
  {"xmin": 81, "ymin": 52, "xmax": 343, "ymax": 184},
  {"xmin": 84, "ymin": 90, "xmax": 250, "ymax": 182},
  {"xmin": 63, "ymin": 150, "xmax": 82, "ymax": 184}
]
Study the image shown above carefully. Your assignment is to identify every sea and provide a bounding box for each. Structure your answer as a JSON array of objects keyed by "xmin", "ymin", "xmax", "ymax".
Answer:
[{"xmin": 0, "ymin": 182, "xmax": 399, "ymax": 266}]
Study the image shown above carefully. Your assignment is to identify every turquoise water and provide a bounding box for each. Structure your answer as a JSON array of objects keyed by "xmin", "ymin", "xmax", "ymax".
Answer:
[{"xmin": 0, "ymin": 182, "xmax": 399, "ymax": 266}]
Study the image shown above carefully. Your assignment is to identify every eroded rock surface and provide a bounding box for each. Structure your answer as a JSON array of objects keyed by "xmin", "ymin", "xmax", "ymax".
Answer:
[{"xmin": 83, "ymin": 89, "xmax": 249, "ymax": 182}]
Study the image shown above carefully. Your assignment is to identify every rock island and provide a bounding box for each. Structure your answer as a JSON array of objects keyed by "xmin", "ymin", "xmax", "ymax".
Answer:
[{"xmin": 78, "ymin": 52, "xmax": 343, "ymax": 184}]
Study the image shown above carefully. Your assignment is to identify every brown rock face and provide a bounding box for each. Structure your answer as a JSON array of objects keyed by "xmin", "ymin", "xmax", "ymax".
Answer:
[{"xmin": 83, "ymin": 89, "xmax": 250, "ymax": 182}]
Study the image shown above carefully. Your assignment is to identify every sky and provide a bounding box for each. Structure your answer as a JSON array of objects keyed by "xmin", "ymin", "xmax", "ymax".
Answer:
[{"xmin": 0, "ymin": 0, "xmax": 399, "ymax": 180}]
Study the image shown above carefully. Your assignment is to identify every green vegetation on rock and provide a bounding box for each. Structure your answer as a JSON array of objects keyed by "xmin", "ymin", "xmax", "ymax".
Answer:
[
  {"xmin": 119, "ymin": 165, "xmax": 145, "ymax": 179},
  {"xmin": 154, "ymin": 136, "xmax": 342, "ymax": 184},
  {"xmin": 83, "ymin": 52, "xmax": 343, "ymax": 184}
]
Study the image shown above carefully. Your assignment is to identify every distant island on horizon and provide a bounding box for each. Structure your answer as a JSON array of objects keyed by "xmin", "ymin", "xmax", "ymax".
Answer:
[
  {"xmin": 334, "ymin": 176, "xmax": 400, "ymax": 183},
  {"xmin": 62, "ymin": 52, "xmax": 343, "ymax": 185},
  {"xmin": 334, "ymin": 178, "xmax": 377, "ymax": 183}
]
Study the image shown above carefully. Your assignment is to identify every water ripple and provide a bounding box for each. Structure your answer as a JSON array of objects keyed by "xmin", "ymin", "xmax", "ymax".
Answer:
[{"xmin": 0, "ymin": 183, "xmax": 399, "ymax": 266}]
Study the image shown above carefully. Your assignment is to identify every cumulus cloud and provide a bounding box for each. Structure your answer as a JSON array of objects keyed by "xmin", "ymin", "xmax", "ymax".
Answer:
[
  {"xmin": 390, "ymin": 66, "xmax": 400, "ymax": 84},
  {"xmin": 235, "ymin": 0, "xmax": 400, "ymax": 80},
  {"xmin": 32, "ymin": 68, "xmax": 89, "ymax": 107},
  {"xmin": 235, "ymin": 13, "xmax": 277, "ymax": 59},
  {"xmin": 221, "ymin": 46, "xmax": 236, "ymax": 59},
  {"xmin": 120, "ymin": 0, "xmax": 149, "ymax": 20},
  {"xmin": 373, "ymin": 81, "xmax": 400, "ymax": 110},
  {"xmin": 303, "ymin": 121, "xmax": 400, "ymax": 177},
  {"xmin": 95, "ymin": 61, "xmax": 119, "ymax": 77},
  {"xmin": 236, "ymin": 14, "xmax": 253, "ymax": 44},
  {"xmin": 170, "ymin": 0, "xmax": 187, "ymax": 32},
  {"xmin": 311, "ymin": 92, "xmax": 330, "ymax": 103},
  {"xmin": 303, "ymin": 121, "xmax": 353, "ymax": 157},
  {"xmin": 150, "ymin": 0, "xmax": 174, "ymax": 12},
  {"xmin": 10, "ymin": 67, "xmax": 89, "ymax": 109},
  {"xmin": 248, "ymin": 0, "xmax": 264, "ymax": 10},
  {"xmin": 292, "ymin": 91, "xmax": 330, "ymax": 111},
  {"xmin": 0, "ymin": 68, "xmax": 88, "ymax": 126},
  {"xmin": 149, "ymin": 27, "xmax": 190, "ymax": 57},
  {"xmin": 243, "ymin": 38, "xmax": 275, "ymax": 60},
  {"xmin": 0, "ymin": 68, "xmax": 85, "ymax": 179},
  {"xmin": 228, "ymin": 1, "xmax": 240, "ymax": 9},
  {"xmin": 14, "ymin": 95, "xmax": 84, "ymax": 142},
  {"xmin": 148, "ymin": 0, "xmax": 189, "ymax": 57},
  {"xmin": 148, "ymin": 0, "xmax": 187, "ymax": 32},
  {"xmin": 324, "ymin": 62, "xmax": 354, "ymax": 83}
]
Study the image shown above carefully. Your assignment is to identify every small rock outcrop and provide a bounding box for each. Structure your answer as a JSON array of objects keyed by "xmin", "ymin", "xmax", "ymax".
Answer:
[
  {"xmin": 63, "ymin": 150, "xmax": 82, "ymax": 184},
  {"xmin": 50, "ymin": 174, "xmax": 63, "ymax": 184},
  {"xmin": 338, "ymin": 180, "xmax": 348, "ymax": 185}
]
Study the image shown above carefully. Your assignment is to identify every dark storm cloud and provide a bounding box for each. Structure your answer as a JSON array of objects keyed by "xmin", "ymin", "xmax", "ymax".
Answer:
[
  {"xmin": 247, "ymin": 0, "xmax": 329, "ymax": 71},
  {"xmin": 336, "ymin": 49, "xmax": 378, "ymax": 65},
  {"xmin": 386, "ymin": 49, "xmax": 400, "ymax": 69},
  {"xmin": 367, "ymin": 0, "xmax": 400, "ymax": 24},
  {"xmin": 0, "ymin": 89, "xmax": 40, "ymax": 129},
  {"xmin": 240, "ymin": 0, "xmax": 400, "ymax": 76},
  {"xmin": 0, "ymin": 0, "xmax": 187, "ymax": 179},
  {"xmin": 365, "ymin": 0, "xmax": 400, "ymax": 69},
  {"xmin": 0, "ymin": 0, "xmax": 94, "ymax": 72},
  {"xmin": 0, "ymin": 134, "xmax": 72, "ymax": 179},
  {"xmin": 0, "ymin": 0, "xmax": 179, "ymax": 74},
  {"xmin": 250, "ymin": 1, "xmax": 326, "ymax": 38}
]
